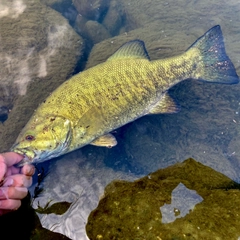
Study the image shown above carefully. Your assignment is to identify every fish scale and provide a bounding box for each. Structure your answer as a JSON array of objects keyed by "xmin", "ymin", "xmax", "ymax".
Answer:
[{"xmin": 11, "ymin": 25, "xmax": 239, "ymax": 166}]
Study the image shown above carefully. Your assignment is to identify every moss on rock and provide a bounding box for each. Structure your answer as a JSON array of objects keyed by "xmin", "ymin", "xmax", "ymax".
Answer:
[{"xmin": 86, "ymin": 158, "xmax": 240, "ymax": 240}]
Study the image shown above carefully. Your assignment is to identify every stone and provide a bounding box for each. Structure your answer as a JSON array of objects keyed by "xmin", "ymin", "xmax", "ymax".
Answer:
[
  {"xmin": 86, "ymin": 158, "xmax": 240, "ymax": 239},
  {"xmin": 102, "ymin": 0, "xmax": 123, "ymax": 36},
  {"xmin": 85, "ymin": 20, "xmax": 111, "ymax": 44},
  {"xmin": 0, "ymin": 0, "xmax": 83, "ymax": 152},
  {"xmin": 72, "ymin": 0, "xmax": 110, "ymax": 21}
]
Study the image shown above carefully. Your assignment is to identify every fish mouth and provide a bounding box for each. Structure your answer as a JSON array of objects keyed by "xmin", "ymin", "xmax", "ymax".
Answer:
[
  {"xmin": 14, "ymin": 154, "xmax": 33, "ymax": 167},
  {"xmin": 11, "ymin": 143, "xmax": 36, "ymax": 167},
  {"xmin": 11, "ymin": 143, "xmax": 61, "ymax": 167}
]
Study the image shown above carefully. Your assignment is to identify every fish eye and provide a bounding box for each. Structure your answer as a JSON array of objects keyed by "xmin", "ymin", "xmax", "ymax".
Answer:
[{"xmin": 25, "ymin": 135, "xmax": 35, "ymax": 141}]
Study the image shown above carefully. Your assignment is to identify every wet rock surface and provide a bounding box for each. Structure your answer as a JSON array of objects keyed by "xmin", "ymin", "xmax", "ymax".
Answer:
[
  {"xmin": 0, "ymin": 0, "xmax": 83, "ymax": 152},
  {"xmin": 73, "ymin": 0, "xmax": 125, "ymax": 43},
  {"xmin": 72, "ymin": 0, "xmax": 110, "ymax": 21},
  {"xmin": 102, "ymin": 0, "xmax": 124, "ymax": 36},
  {"xmin": 86, "ymin": 158, "xmax": 240, "ymax": 240},
  {"xmin": 84, "ymin": 20, "xmax": 111, "ymax": 44}
]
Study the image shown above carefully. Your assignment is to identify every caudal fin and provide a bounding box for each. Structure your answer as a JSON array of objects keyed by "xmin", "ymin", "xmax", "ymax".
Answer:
[{"xmin": 189, "ymin": 25, "xmax": 239, "ymax": 84}]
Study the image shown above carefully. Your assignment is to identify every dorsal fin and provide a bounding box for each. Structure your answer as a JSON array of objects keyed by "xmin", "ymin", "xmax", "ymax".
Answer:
[{"xmin": 107, "ymin": 40, "xmax": 150, "ymax": 61}]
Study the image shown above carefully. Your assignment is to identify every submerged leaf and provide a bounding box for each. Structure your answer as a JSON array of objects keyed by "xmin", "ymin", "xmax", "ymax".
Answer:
[{"xmin": 35, "ymin": 201, "xmax": 72, "ymax": 215}]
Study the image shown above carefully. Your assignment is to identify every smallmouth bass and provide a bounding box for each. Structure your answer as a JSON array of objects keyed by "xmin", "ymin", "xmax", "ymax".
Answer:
[{"xmin": 11, "ymin": 25, "xmax": 239, "ymax": 166}]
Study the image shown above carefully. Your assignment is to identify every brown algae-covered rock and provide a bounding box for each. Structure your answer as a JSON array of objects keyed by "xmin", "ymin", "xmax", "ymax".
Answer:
[
  {"xmin": 85, "ymin": 21, "xmax": 191, "ymax": 70},
  {"xmin": 0, "ymin": 0, "xmax": 83, "ymax": 151},
  {"xmin": 74, "ymin": 0, "xmax": 123, "ymax": 42},
  {"xmin": 102, "ymin": 0, "xmax": 124, "ymax": 36},
  {"xmin": 75, "ymin": 18, "xmax": 111, "ymax": 44},
  {"xmin": 86, "ymin": 158, "xmax": 240, "ymax": 239},
  {"xmin": 84, "ymin": 20, "xmax": 111, "ymax": 44},
  {"xmin": 40, "ymin": 0, "xmax": 70, "ymax": 6},
  {"xmin": 72, "ymin": 0, "xmax": 110, "ymax": 21}
]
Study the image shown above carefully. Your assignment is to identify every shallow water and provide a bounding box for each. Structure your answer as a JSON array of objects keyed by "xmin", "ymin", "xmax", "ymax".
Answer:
[{"xmin": 0, "ymin": 0, "xmax": 240, "ymax": 239}]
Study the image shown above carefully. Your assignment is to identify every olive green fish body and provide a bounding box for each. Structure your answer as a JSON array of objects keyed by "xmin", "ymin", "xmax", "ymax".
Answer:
[
  {"xmin": 12, "ymin": 25, "xmax": 239, "ymax": 165},
  {"xmin": 26, "ymin": 56, "xmax": 193, "ymax": 152}
]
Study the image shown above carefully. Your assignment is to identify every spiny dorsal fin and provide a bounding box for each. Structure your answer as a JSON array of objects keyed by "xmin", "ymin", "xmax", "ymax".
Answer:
[
  {"xmin": 107, "ymin": 40, "xmax": 150, "ymax": 61},
  {"xmin": 149, "ymin": 92, "xmax": 181, "ymax": 114}
]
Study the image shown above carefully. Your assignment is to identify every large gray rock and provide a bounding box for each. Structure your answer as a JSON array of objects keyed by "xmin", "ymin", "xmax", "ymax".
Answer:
[{"xmin": 0, "ymin": 0, "xmax": 83, "ymax": 151}]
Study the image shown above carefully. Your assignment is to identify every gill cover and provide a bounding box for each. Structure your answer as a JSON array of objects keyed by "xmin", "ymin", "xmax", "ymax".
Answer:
[{"xmin": 12, "ymin": 115, "xmax": 72, "ymax": 165}]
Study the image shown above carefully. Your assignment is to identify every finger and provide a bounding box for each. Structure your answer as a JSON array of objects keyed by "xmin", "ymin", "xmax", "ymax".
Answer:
[
  {"xmin": 0, "ymin": 187, "xmax": 28, "ymax": 200},
  {"xmin": 3, "ymin": 175, "xmax": 32, "ymax": 188},
  {"xmin": 0, "ymin": 159, "xmax": 7, "ymax": 182},
  {"xmin": 5, "ymin": 165, "xmax": 35, "ymax": 178},
  {"xmin": 0, "ymin": 199, "xmax": 21, "ymax": 210},
  {"xmin": 0, "ymin": 152, "xmax": 23, "ymax": 181},
  {"xmin": 8, "ymin": 166, "xmax": 22, "ymax": 175},
  {"xmin": 5, "ymin": 166, "xmax": 21, "ymax": 178},
  {"xmin": 21, "ymin": 164, "xmax": 35, "ymax": 177},
  {"xmin": 0, "ymin": 152, "xmax": 23, "ymax": 167}
]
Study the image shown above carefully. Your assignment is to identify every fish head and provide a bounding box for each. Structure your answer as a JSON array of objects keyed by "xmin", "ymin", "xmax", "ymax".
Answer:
[{"xmin": 11, "ymin": 115, "xmax": 72, "ymax": 166}]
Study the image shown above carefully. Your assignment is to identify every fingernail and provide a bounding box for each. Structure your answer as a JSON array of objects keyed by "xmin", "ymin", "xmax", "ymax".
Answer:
[
  {"xmin": 15, "ymin": 187, "xmax": 28, "ymax": 193},
  {"xmin": 23, "ymin": 177, "xmax": 32, "ymax": 188},
  {"xmin": 22, "ymin": 165, "xmax": 36, "ymax": 176},
  {"xmin": 3, "ymin": 178, "xmax": 13, "ymax": 187},
  {"xmin": 27, "ymin": 166, "xmax": 35, "ymax": 176}
]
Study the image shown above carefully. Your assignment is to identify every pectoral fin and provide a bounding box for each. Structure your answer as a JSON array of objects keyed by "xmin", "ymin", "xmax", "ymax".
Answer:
[
  {"xmin": 75, "ymin": 106, "xmax": 106, "ymax": 136},
  {"xmin": 90, "ymin": 133, "xmax": 117, "ymax": 148},
  {"xmin": 149, "ymin": 92, "xmax": 180, "ymax": 114}
]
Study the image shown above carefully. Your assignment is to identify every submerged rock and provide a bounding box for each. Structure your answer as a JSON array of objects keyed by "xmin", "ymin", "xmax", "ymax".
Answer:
[
  {"xmin": 73, "ymin": 0, "xmax": 124, "ymax": 43},
  {"xmin": 40, "ymin": 0, "xmax": 78, "ymax": 25},
  {"xmin": 84, "ymin": 20, "xmax": 111, "ymax": 44},
  {"xmin": 102, "ymin": 0, "xmax": 124, "ymax": 36},
  {"xmin": 86, "ymin": 158, "xmax": 240, "ymax": 239},
  {"xmin": 0, "ymin": 0, "xmax": 83, "ymax": 151},
  {"xmin": 72, "ymin": 0, "xmax": 110, "ymax": 21}
]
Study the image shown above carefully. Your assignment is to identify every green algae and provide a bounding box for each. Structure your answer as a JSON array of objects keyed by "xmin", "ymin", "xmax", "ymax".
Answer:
[{"xmin": 86, "ymin": 158, "xmax": 240, "ymax": 240}]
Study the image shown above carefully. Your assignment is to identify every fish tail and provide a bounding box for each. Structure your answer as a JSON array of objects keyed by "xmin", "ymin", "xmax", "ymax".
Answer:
[{"xmin": 188, "ymin": 25, "xmax": 239, "ymax": 84}]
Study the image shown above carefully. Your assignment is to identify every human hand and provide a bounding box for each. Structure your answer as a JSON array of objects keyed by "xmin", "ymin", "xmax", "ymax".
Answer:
[{"xmin": 0, "ymin": 152, "xmax": 35, "ymax": 216}]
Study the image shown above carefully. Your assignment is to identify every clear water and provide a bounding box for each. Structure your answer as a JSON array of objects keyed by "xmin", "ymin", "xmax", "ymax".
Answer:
[{"xmin": 0, "ymin": 0, "xmax": 240, "ymax": 239}]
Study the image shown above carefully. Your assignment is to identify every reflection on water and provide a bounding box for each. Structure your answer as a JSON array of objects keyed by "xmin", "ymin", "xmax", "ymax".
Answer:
[
  {"xmin": 160, "ymin": 183, "xmax": 203, "ymax": 224},
  {"xmin": 0, "ymin": 0, "xmax": 240, "ymax": 239}
]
